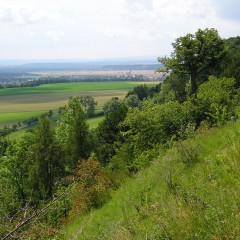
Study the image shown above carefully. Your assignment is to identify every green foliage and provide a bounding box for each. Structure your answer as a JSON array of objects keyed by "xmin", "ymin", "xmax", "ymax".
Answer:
[
  {"xmin": 197, "ymin": 76, "xmax": 237, "ymax": 126},
  {"xmin": 126, "ymin": 83, "xmax": 161, "ymax": 101},
  {"xmin": 158, "ymin": 28, "xmax": 228, "ymax": 94},
  {"xmin": 47, "ymin": 187, "xmax": 73, "ymax": 228},
  {"xmin": 29, "ymin": 115, "xmax": 64, "ymax": 201},
  {"xmin": 223, "ymin": 36, "xmax": 240, "ymax": 86},
  {"xmin": 96, "ymin": 98, "xmax": 128, "ymax": 165},
  {"xmin": 126, "ymin": 84, "xmax": 149, "ymax": 100},
  {"xmin": 124, "ymin": 100, "xmax": 190, "ymax": 152},
  {"xmin": 59, "ymin": 120, "xmax": 240, "ymax": 240},
  {"xmin": 57, "ymin": 97, "xmax": 90, "ymax": 169},
  {"xmin": 79, "ymin": 96, "xmax": 97, "ymax": 117},
  {"xmin": 5, "ymin": 132, "xmax": 35, "ymax": 204},
  {"xmin": 0, "ymin": 137, "xmax": 7, "ymax": 156},
  {"xmin": 154, "ymin": 73, "xmax": 188, "ymax": 103},
  {"xmin": 124, "ymin": 94, "xmax": 141, "ymax": 108}
]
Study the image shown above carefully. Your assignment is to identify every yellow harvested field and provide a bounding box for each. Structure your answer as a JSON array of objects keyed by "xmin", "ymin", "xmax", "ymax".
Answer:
[{"xmin": 0, "ymin": 90, "xmax": 127, "ymax": 113}]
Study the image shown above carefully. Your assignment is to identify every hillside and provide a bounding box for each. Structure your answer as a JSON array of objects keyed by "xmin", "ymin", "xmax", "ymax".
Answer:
[{"xmin": 59, "ymin": 120, "xmax": 240, "ymax": 239}]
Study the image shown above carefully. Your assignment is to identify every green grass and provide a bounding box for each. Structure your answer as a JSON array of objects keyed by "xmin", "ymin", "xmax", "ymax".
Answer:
[
  {"xmin": 0, "ymin": 82, "xmax": 155, "ymax": 96},
  {"xmin": 59, "ymin": 121, "xmax": 240, "ymax": 239},
  {"xmin": 0, "ymin": 111, "xmax": 46, "ymax": 127},
  {"xmin": 0, "ymin": 81, "xmax": 158, "ymax": 126},
  {"xmin": 87, "ymin": 116, "xmax": 104, "ymax": 129}
]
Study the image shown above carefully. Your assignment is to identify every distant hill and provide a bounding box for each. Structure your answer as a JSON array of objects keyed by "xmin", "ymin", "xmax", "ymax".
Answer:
[{"xmin": 0, "ymin": 57, "xmax": 163, "ymax": 72}]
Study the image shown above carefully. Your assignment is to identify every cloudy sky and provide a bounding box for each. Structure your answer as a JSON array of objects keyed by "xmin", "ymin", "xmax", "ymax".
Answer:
[{"xmin": 0, "ymin": 0, "xmax": 239, "ymax": 60}]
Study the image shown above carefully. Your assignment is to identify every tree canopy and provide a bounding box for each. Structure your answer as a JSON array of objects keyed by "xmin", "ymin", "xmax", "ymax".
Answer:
[{"xmin": 158, "ymin": 28, "xmax": 227, "ymax": 95}]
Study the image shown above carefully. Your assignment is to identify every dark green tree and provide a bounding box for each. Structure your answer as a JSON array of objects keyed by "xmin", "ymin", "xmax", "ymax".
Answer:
[
  {"xmin": 30, "ymin": 115, "xmax": 64, "ymax": 201},
  {"xmin": 154, "ymin": 73, "xmax": 188, "ymax": 103},
  {"xmin": 126, "ymin": 84, "xmax": 149, "ymax": 100},
  {"xmin": 79, "ymin": 96, "xmax": 97, "ymax": 117},
  {"xmin": 158, "ymin": 28, "xmax": 228, "ymax": 95},
  {"xmin": 223, "ymin": 36, "xmax": 240, "ymax": 86},
  {"xmin": 96, "ymin": 98, "xmax": 128, "ymax": 165}
]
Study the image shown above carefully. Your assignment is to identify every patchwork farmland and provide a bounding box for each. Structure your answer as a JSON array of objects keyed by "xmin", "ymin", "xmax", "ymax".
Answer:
[{"xmin": 0, "ymin": 81, "xmax": 158, "ymax": 126}]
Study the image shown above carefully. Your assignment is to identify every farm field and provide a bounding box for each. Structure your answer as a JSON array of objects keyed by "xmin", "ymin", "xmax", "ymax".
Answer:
[
  {"xmin": 0, "ymin": 81, "xmax": 157, "ymax": 96},
  {"xmin": 0, "ymin": 81, "xmax": 158, "ymax": 127}
]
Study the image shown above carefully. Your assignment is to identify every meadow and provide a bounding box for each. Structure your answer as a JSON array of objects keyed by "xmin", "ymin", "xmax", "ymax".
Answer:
[
  {"xmin": 0, "ymin": 81, "xmax": 158, "ymax": 126},
  {"xmin": 60, "ymin": 120, "xmax": 240, "ymax": 239},
  {"xmin": 0, "ymin": 81, "xmax": 154, "ymax": 96}
]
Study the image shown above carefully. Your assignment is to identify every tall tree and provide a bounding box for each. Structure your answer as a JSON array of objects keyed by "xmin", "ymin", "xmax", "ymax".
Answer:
[
  {"xmin": 5, "ymin": 133, "xmax": 34, "ymax": 204},
  {"xmin": 57, "ymin": 97, "xmax": 89, "ymax": 169},
  {"xmin": 158, "ymin": 28, "xmax": 227, "ymax": 95},
  {"xmin": 30, "ymin": 115, "xmax": 64, "ymax": 201},
  {"xmin": 96, "ymin": 98, "xmax": 128, "ymax": 165}
]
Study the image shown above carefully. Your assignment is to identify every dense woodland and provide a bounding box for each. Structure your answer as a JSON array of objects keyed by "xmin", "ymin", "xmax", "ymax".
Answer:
[{"xmin": 1, "ymin": 28, "xmax": 240, "ymax": 239}]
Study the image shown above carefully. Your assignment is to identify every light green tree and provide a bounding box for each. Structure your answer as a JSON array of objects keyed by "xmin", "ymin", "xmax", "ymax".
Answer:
[{"xmin": 57, "ymin": 97, "xmax": 89, "ymax": 169}]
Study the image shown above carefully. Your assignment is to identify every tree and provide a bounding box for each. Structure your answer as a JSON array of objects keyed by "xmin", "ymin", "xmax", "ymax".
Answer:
[
  {"xmin": 158, "ymin": 28, "xmax": 228, "ymax": 95},
  {"xmin": 223, "ymin": 36, "xmax": 240, "ymax": 86},
  {"xmin": 196, "ymin": 76, "xmax": 237, "ymax": 126},
  {"xmin": 5, "ymin": 132, "xmax": 35, "ymax": 204},
  {"xmin": 124, "ymin": 94, "xmax": 141, "ymax": 108},
  {"xmin": 96, "ymin": 98, "xmax": 128, "ymax": 165},
  {"xmin": 126, "ymin": 84, "xmax": 149, "ymax": 100},
  {"xmin": 79, "ymin": 96, "xmax": 97, "ymax": 117},
  {"xmin": 124, "ymin": 100, "xmax": 190, "ymax": 152},
  {"xmin": 30, "ymin": 115, "xmax": 64, "ymax": 201},
  {"xmin": 57, "ymin": 97, "xmax": 89, "ymax": 169}
]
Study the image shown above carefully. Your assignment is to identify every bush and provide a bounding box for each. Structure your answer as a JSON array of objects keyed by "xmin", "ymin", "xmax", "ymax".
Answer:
[
  {"xmin": 73, "ymin": 158, "xmax": 112, "ymax": 214},
  {"xmin": 197, "ymin": 76, "xmax": 237, "ymax": 126}
]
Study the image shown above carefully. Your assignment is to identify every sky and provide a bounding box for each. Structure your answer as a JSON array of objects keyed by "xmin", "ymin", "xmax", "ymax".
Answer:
[{"xmin": 0, "ymin": 0, "xmax": 240, "ymax": 60}]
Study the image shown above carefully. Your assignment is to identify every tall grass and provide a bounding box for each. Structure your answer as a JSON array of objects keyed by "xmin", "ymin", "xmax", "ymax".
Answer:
[{"xmin": 58, "ymin": 121, "xmax": 240, "ymax": 239}]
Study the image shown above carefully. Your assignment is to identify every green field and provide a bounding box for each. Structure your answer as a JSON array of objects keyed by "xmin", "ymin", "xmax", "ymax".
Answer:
[
  {"xmin": 0, "ymin": 82, "xmax": 152, "ymax": 96},
  {"xmin": 0, "ymin": 81, "xmax": 158, "ymax": 127},
  {"xmin": 0, "ymin": 111, "xmax": 46, "ymax": 126}
]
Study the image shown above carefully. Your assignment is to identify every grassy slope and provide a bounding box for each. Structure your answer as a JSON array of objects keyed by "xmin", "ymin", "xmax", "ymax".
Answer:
[{"xmin": 59, "ymin": 121, "xmax": 240, "ymax": 239}]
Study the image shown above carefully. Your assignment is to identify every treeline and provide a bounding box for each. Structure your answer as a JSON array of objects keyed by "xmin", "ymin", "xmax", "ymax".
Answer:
[
  {"xmin": 0, "ymin": 75, "xmax": 152, "ymax": 89},
  {"xmin": 0, "ymin": 28, "xmax": 240, "ymax": 239}
]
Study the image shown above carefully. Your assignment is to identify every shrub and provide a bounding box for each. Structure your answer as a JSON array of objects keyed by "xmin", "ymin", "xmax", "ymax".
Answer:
[{"xmin": 73, "ymin": 158, "xmax": 112, "ymax": 214}]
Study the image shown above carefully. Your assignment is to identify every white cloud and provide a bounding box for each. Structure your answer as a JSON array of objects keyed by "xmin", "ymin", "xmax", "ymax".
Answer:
[
  {"xmin": 45, "ymin": 31, "xmax": 65, "ymax": 42},
  {"xmin": 0, "ymin": 0, "xmax": 239, "ymax": 59}
]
